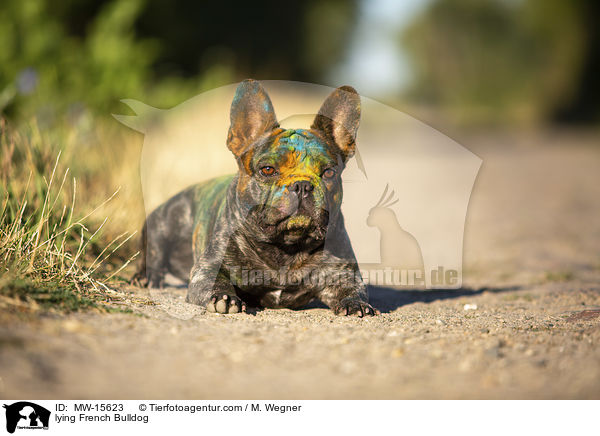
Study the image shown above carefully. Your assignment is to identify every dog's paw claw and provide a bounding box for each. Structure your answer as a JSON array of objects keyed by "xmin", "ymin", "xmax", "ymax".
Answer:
[
  {"xmin": 130, "ymin": 274, "xmax": 146, "ymax": 287},
  {"xmin": 141, "ymin": 271, "xmax": 165, "ymax": 289},
  {"xmin": 206, "ymin": 293, "xmax": 246, "ymax": 314},
  {"xmin": 131, "ymin": 271, "xmax": 163, "ymax": 288},
  {"xmin": 335, "ymin": 298, "xmax": 379, "ymax": 317}
]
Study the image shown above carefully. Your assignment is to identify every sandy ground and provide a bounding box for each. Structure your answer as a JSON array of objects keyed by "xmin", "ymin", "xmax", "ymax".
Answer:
[{"xmin": 1, "ymin": 132, "xmax": 600, "ymax": 399}]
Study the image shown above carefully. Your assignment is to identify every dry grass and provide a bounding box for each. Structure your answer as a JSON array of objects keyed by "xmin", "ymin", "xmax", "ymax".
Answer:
[{"xmin": 0, "ymin": 117, "xmax": 144, "ymax": 313}]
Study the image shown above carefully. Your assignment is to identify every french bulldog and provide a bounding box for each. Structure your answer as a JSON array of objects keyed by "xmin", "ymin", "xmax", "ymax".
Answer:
[{"xmin": 133, "ymin": 79, "xmax": 378, "ymax": 316}]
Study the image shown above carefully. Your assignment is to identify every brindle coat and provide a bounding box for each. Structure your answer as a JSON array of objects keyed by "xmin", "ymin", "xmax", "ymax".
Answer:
[{"xmin": 133, "ymin": 79, "xmax": 378, "ymax": 316}]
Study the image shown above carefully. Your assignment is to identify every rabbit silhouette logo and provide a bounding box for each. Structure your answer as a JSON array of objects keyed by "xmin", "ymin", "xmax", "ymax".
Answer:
[{"xmin": 367, "ymin": 184, "xmax": 424, "ymax": 277}]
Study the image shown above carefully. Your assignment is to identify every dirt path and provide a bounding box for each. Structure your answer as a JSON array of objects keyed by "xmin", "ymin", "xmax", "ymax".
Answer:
[{"xmin": 1, "ymin": 134, "xmax": 600, "ymax": 399}]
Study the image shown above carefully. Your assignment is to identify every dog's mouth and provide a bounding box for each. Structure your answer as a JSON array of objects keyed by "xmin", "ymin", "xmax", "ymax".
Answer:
[
  {"xmin": 284, "ymin": 215, "xmax": 312, "ymax": 231},
  {"xmin": 256, "ymin": 209, "xmax": 328, "ymax": 244},
  {"xmin": 265, "ymin": 214, "xmax": 313, "ymax": 236}
]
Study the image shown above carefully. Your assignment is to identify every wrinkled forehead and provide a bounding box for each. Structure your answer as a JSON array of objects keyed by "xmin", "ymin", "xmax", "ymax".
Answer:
[
  {"xmin": 274, "ymin": 129, "xmax": 325, "ymax": 151},
  {"xmin": 260, "ymin": 129, "xmax": 335, "ymax": 161}
]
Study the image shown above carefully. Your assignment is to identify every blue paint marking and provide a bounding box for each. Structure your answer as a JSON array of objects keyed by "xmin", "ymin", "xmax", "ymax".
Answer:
[
  {"xmin": 271, "ymin": 185, "xmax": 287, "ymax": 199},
  {"xmin": 233, "ymin": 81, "xmax": 262, "ymax": 106},
  {"xmin": 232, "ymin": 86, "xmax": 244, "ymax": 105},
  {"xmin": 278, "ymin": 129, "xmax": 327, "ymax": 156}
]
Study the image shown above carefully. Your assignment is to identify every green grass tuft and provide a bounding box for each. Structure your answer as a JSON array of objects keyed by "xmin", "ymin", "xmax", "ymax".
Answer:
[{"xmin": 0, "ymin": 117, "xmax": 139, "ymax": 314}]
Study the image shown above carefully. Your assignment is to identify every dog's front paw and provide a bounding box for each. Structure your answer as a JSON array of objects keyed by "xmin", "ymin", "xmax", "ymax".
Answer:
[
  {"xmin": 148, "ymin": 274, "xmax": 165, "ymax": 289},
  {"xmin": 131, "ymin": 270, "xmax": 164, "ymax": 288},
  {"xmin": 206, "ymin": 292, "xmax": 247, "ymax": 314},
  {"xmin": 333, "ymin": 298, "xmax": 379, "ymax": 317}
]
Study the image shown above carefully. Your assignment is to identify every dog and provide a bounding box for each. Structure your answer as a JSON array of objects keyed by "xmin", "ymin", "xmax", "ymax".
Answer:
[{"xmin": 132, "ymin": 79, "xmax": 378, "ymax": 316}]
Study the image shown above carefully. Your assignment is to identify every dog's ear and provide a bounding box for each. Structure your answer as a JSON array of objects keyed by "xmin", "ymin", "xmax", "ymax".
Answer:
[
  {"xmin": 227, "ymin": 79, "xmax": 279, "ymax": 157},
  {"xmin": 311, "ymin": 85, "xmax": 361, "ymax": 161}
]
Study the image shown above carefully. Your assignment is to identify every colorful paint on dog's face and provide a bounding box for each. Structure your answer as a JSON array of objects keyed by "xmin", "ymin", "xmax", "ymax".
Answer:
[
  {"xmin": 237, "ymin": 128, "xmax": 344, "ymax": 245},
  {"xmin": 225, "ymin": 79, "xmax": 360, "ymax": 246}
]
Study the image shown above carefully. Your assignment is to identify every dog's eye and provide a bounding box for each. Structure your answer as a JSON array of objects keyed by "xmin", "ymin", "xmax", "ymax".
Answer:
[
  {"xmin": 260, "ymin": 166, "xmax": 277, "ymax": 176},
  {"xmin": 322, "ymin": 168, "xmax": 336, "ymax": 179}
]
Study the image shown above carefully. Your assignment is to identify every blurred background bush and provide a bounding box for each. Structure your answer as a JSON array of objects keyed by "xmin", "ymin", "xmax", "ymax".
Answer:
[
  {"xmin": 0, "ymin": 0, "xmax": 357, "ymax": 122},
  {"xmin": 402, "ymin": 0, "xmax": 599, "ymax": 125},
  {"xmin": 1, "ymin": 0, "xmax": 598, "ymax": 127}
]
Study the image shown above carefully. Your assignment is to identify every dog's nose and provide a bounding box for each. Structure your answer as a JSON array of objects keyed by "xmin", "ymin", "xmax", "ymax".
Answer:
[{"xmin": 289, "ymin": 180, "xmax": 314, "ymax": 198}]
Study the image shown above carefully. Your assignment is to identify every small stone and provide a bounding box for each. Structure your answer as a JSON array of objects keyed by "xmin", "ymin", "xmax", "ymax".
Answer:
[
  {"xmin": 391, "ymin": 348, "xmax": 404, "ymax": 358},
  {"xmin": 61, "ymin": 320, "xmax": 90, "ymax": 333},
  {"xmin": 464, "ymin": 303, "xmax": 478, "ymax": 311},
  {"xmin": 340, "ymin": 361, "xmax": 357, "ymax": 374},
  {"xmin": 431, "ymin": 349, "xmax": 444, "ymax": 359},
  {"xmin": 459, "ymin": 358, "xmax": 474, "ymax": 372},
  {"xmin": 229, "ymin": 351, "xmax": 244, "ymax": 362},
  {"xmin": 436, "ymin": 319, "xmax": 446, "ymax": 326}
]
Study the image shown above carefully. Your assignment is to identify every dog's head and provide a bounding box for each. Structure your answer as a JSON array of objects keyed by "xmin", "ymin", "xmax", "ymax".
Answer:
[{"xmin": 227, "ymin": 79, "xmax": 361, "ymax": 246}]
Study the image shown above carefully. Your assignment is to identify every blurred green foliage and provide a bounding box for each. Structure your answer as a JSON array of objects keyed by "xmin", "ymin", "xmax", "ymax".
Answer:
[
  {"xmin": 0, "ymin": 0, "xmax": 357, "ymax": 123},
  {"xmin": 1, "ymin": 0, "xmax": 140, "ymax": 117},
  {"xmin": 136, "ymin": 0, "xmax": 357, "ymax": 83},
  {"xmin": 402, "ymin": 0, "xmax": 598, "ymax": 125},
  {"xmin": 0, "ymin": 0, "xmax": 223, "ymax": 121}
]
